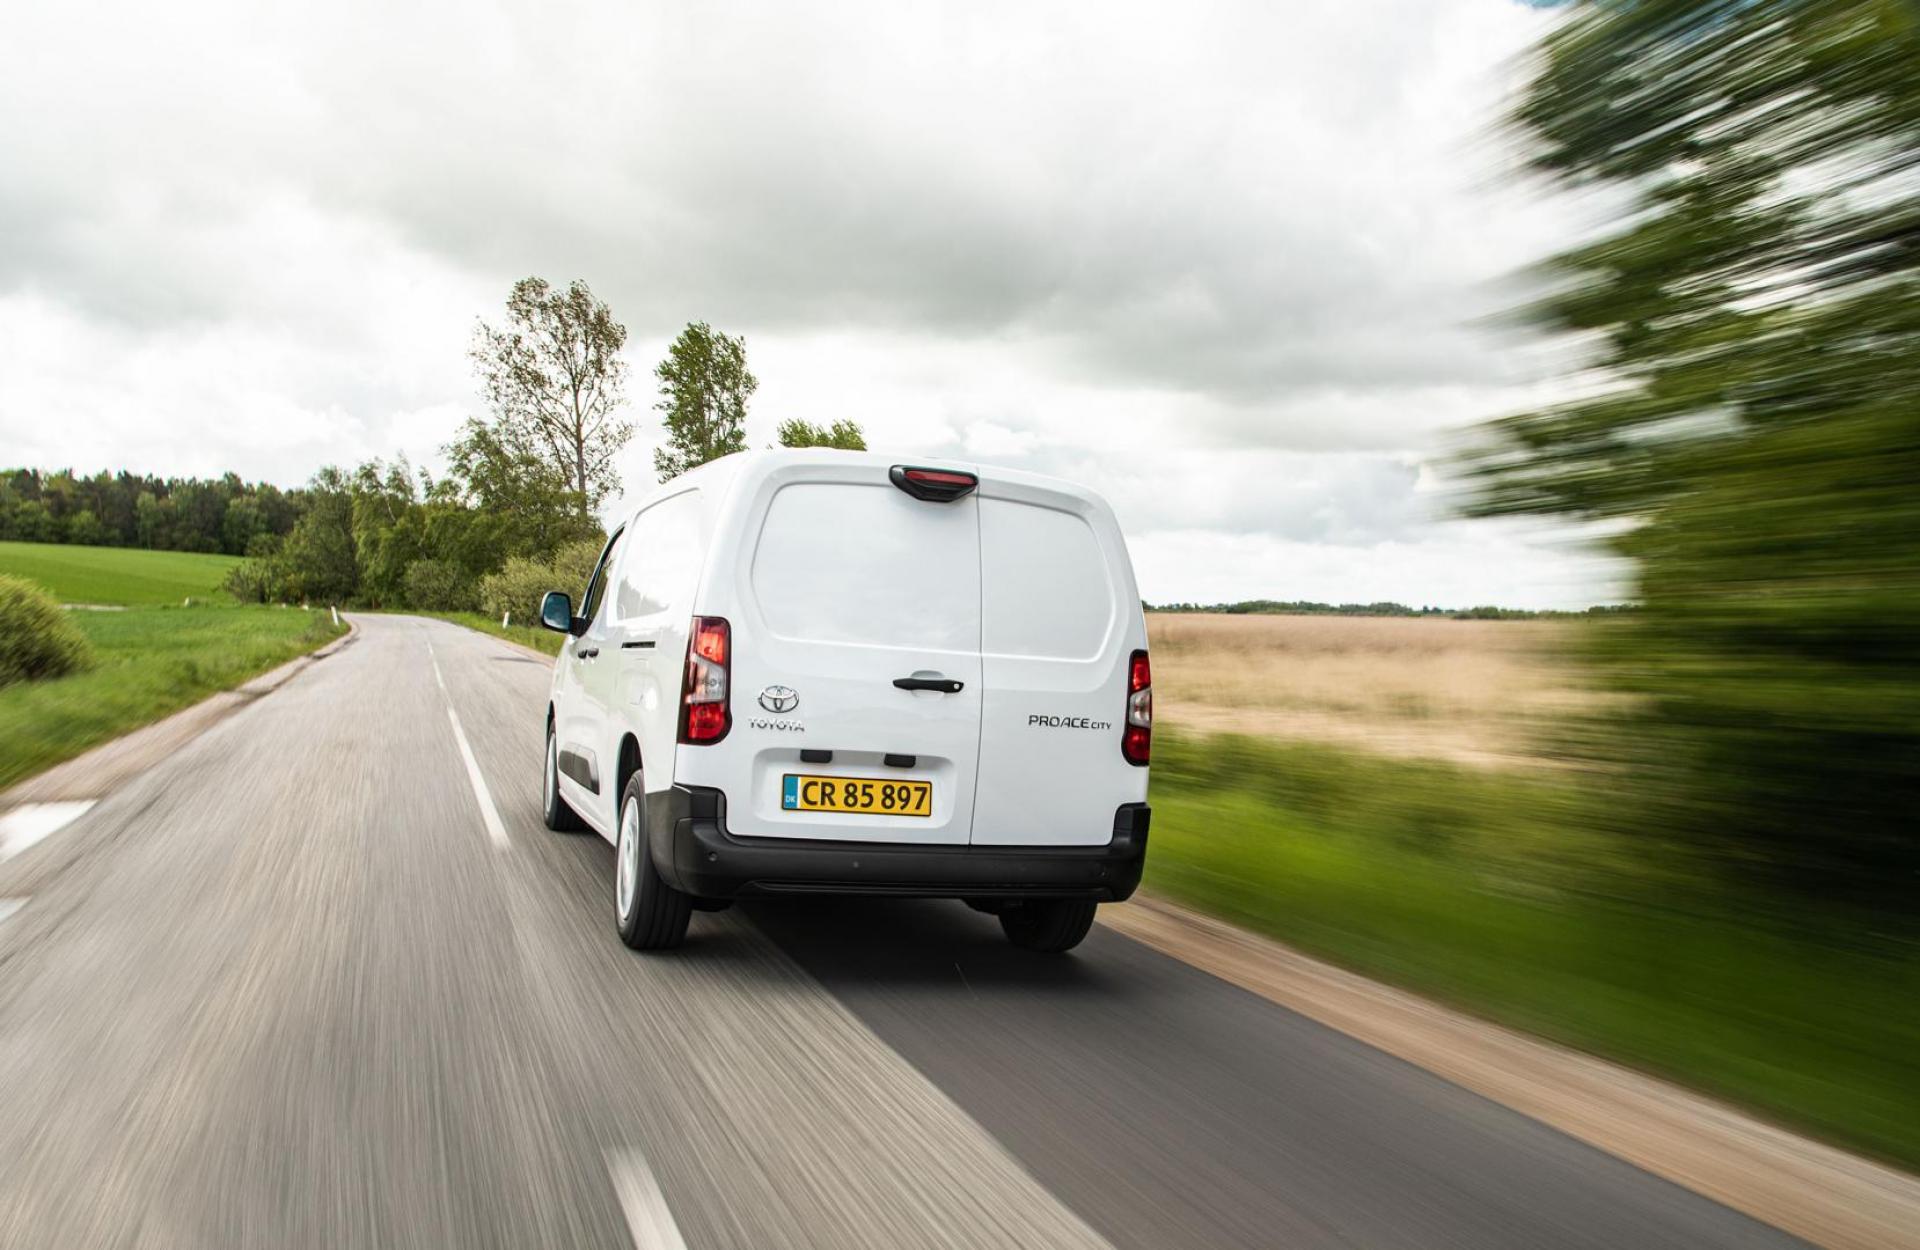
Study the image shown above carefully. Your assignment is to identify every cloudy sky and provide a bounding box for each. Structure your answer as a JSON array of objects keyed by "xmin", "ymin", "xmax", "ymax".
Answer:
[{"xmin": 0, "ymin": 0, "xmax": 1623, "ymax": 608}]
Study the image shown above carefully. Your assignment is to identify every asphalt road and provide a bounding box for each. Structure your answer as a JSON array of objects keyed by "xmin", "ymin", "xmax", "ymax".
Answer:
[{"xmin": 0, "ymin": 614, "xmax": 1809, "ymax": 1249}]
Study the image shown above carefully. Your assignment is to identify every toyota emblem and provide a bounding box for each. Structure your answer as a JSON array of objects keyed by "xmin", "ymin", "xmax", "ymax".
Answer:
[{"xmin": 758, "ymin": 685, "xmax": 799, "ymax": 714}]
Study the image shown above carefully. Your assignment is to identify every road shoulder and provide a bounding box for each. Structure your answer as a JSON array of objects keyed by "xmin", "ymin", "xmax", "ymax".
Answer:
[
  {"xmin": 0, "ymin": 620, "xmax": 357, "ymax": 816},
  {"xmin": 1102, "ymin": 893, "xmax": 1920, "ymax": 1250}
]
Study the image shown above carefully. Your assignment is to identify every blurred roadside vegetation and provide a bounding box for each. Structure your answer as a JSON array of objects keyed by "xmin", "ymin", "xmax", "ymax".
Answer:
[
  {"xmin": 0, "ymin": 576, "xmax": 94, "ymax": 687},
  {"xmin": 1149, "ymin": 0, "xmax": 1920, "ymax": 1167},
  {"xmin": 1150, "ymin": 731, "xmax": 1920, "ymax": 1168},
  {"xmin": 1146, "ymin": 599, "xmax": 1630, "ymax": 620},
  {"xmin": 1460, "ymin": 0, "xmax": 1920, "ymax": 903}
]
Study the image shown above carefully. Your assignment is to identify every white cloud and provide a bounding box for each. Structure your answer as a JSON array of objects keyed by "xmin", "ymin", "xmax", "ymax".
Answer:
[{"xmin": 0, "ymin": 0, "xmax": 1618, "ymax": 606}]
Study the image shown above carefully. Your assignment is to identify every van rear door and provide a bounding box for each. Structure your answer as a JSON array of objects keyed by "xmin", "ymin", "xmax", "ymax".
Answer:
[
  {"xmin": 722, "ymin": 463, "xmax": 982, "ymax": 846},
  {"xmin": 970, "ymin": 477, "xmax": 1148, "ymax": 847}
]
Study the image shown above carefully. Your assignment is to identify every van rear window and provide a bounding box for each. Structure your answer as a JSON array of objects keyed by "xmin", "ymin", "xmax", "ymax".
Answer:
[
  {"xmin": 750, "ymin": 483, "xmax": 981, "ymax": 652},
  {"xmin": 980, "ymin": 498, "xmax": 1114, "ymax": 660}
]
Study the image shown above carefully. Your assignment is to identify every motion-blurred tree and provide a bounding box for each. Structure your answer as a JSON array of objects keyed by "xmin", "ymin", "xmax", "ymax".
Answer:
[
  {"xmin": 653, "ymin": 322, "xmax": 756, "ymax": 479},
  {"xmin": 1463, "ymin": 0, "xmax": 1920, "ymax": 899},
  {"xmin": 775, "ymin": 418, "xmax": 867, "ymax": 450},
  {"xmin": 471, "ymin": 278, "xmax": 633, "ymax": 510}
]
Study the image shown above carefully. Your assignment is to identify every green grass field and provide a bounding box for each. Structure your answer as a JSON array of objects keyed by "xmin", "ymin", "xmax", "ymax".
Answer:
[
  {"xmin": 0, "ymin": 540, "xmax": 240, "ymax": 605},
  {"xmin": 0, "ymin": 606, "xmax": 345, "ymax": 790},
  {"xmin": 1148, "ymin": 731, "xmax": 1920, "ymax": 1170}
]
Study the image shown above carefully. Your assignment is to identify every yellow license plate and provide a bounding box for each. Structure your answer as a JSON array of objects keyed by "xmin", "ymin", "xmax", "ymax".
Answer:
[{"xmin": 782, "ymin": 774, "xmax": 932, "ymax": 816}]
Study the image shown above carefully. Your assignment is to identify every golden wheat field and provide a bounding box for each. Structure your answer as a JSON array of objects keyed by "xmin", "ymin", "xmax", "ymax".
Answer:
[{"xmin": 1147, "ymin": 613, "xmax": 1602, "ymax": 767}]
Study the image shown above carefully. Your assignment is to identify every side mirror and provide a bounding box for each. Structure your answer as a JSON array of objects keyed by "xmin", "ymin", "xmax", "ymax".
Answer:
[{"xmin": 539, "ymin": 591, "xmax": 581, "ymax": 636}]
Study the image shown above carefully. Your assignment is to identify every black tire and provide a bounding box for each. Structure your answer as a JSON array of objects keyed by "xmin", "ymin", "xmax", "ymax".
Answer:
[
  {"xmin": 614, "ymin": 774, "xmax": 692, "ymax": 950},
  {"xmin": 543, "ymin": 720, "xmax": 586, "ymax": 832},
  {"xmin": 999, "ymin": 899, "xmax": 1099, "ymax": 953}
]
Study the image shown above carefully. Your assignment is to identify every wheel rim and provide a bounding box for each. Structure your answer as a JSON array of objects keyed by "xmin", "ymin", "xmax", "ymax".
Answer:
[{"xmin": 616, "ymin": 796, "xmax": 639, "ymax": 921}]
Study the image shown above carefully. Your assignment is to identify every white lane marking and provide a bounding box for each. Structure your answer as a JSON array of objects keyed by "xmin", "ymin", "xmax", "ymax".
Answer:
[
  {"xmin": 605, "ymin": 1149, "xmax": 689, "ymax": 1250},
  {"xmin": 446, "ymin": 707, "xmax": 510, "ymax": 852},
  {"xmin": 427, "ymin": 639, "xmax": 447, "ymax": 693},
  {"xmin": 0, "ymin": 898, "xmax": 26, "ymax": 925},
  {"xmin": 0, "ymin": 801, "xmax": 97, "ymax": 861}
]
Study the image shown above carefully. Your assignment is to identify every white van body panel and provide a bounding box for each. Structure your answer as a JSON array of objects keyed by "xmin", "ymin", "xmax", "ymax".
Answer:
[
  {"xmin": 603, "ymin": 483, "xmax": 713, "ymax": 825},
  {"xmin": 551, "ymin": 449, "xmax": 1147, "ymax": 855},
  {"xmin": 971, "ymin": 478, "xmax": 1149, "ymax": 845},
  {"xmin": 673, "ymin": 457, "xmax": 983, "ymax": 845},
  {"xmin": 553, "ymin": 528, "xmax": 622, "ymax": 839}
]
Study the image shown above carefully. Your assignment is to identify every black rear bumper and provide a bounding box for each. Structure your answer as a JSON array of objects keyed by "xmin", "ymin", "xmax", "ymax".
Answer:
[{"xmin": 647, "ymin": 785, "xmax": 1149, "ymax": 901}]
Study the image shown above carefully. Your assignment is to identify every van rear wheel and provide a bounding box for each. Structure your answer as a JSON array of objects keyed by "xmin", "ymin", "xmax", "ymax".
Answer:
[
  {"xmin": 614, "ymin": 776, "xmax": 692, "ymax": 950},
  {"xmin": 999, "ymin": 899, "xmax": 1098, "ymax": 953}
]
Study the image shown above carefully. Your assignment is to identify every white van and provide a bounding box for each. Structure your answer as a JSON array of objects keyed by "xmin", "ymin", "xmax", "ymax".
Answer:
[{"xmin": 537, "ymin": 450, "xmax": 1151, "ymax": 953}]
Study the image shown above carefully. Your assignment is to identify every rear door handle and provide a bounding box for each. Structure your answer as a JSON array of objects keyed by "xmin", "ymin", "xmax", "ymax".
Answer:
[{"xmin": 893, "ymin": 676, "xmax": 963, "ymax": 693}]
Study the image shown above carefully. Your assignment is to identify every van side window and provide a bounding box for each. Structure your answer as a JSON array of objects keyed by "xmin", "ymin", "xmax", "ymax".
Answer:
[
  {"xmin": 614, "ymin": 491, "xmax": 703, "ymax": 622},
  {"xmin": 582, "ymin": 527, "xmax": 624, "ymax": 625}
]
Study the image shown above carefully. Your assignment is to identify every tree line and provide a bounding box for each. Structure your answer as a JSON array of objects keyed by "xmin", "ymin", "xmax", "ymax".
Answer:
[
  {"xmin": 0, "ymin": 468, "xmax": 303, "ymax": 555},
  {"xmin": 5, "ymin": 279, "xmax": 868, "ymax": 616}
]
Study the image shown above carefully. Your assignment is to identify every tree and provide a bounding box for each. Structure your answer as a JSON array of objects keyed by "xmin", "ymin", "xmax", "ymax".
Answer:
[
  {"xmin": 653, "ymin": 322, "xmax": 756, "ymax": 479},
  {"xmin": 277, "ymin": 468, "xmax": 359, "ymax": 603},
  {"xmin": 133, "ymin": 491, "xmax": 167, "ymax": 549},
  {"xmin": 776, "ymin": 418, "xmax": 867, "ymax": 451},
  {"xmin": 471, "ymin": 277, "xmax": 633, "ymax": 509},
  {"xmin": 65, "ymin": 509, "xmax": 106, "ymax": 547},
  {"xmin": 1461, "ymin": 0, "xmax": 1920, "ymax": 899},
  {"xmin": 440, "ymin": 418, "xmax": 601, "ymax": 564},
  {"xmin": 348, "ymin": 458, "xmax": 423, "ymax": 608}
]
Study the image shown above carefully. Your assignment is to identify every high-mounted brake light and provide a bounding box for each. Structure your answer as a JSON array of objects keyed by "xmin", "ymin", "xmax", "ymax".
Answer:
[
  {"xmin": 1122, "ymin": 649, "xmax": 1151, "ymax": 765},
  {"xmin": 679, "ymin": 616, "xmax": 731, "ymax": 744},
  {"xmin": 889, "ymin": 465, "xmax": 978, "ymax": 502}
]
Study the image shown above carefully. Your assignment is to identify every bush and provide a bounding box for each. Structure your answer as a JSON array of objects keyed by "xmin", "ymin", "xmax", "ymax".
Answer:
[
  {"xmin": 479, "ymin": 557, "xmax": 555, "ymax": 624},
  {"xmin": 224, "ymin": 558, "xmax": 282, "ymax": 605},
  {"xmin": 403, "ymin": 559, "xmax": 479, "ymax": 612},
  {"xmin": 478, "ymin": 538, "xmax": 606, "ymax": 624},
  {"xmin": 550, "ymin": 538, "xmax": 605, "ymax": 592},
  {"xmin": 0, "ymin": 575, "xmax": 94, "ymax": 687}
]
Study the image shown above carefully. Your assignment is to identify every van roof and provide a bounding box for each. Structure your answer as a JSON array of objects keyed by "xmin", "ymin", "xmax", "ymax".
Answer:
[{"xmin": 636, "ymin": 448, "xmax": 1111, "ymax": 513}]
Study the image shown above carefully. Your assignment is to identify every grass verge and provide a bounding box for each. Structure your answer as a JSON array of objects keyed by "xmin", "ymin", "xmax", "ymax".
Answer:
[
  {"xmin": 0, "ymin": 605, "xmax": 345, "ymax": 790},
  {"xmin": 1148, "ymin": 731, "xmax": 1920, "ymax": 1170},
  {"xmin": 0, "ymin": 540, "xmax": 240, "ymax": 605}
]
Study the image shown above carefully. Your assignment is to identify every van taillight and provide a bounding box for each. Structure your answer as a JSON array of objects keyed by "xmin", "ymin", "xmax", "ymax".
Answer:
[
  {"xmin": 1122, "ymin": 649, "xmax": 1151, "ymax": 765},
  {"xmin": 679, "ymin": 616, "xmax": 731, "ymax": 744}
]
